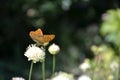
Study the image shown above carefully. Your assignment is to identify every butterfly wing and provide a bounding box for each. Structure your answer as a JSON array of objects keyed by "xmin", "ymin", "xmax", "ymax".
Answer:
[
  {"xmin": 36, "ymin": 28, "xmax": 43, "ymax": 36},
  {"xmin": 30, "ymin": 28, "xmax": 43, "ymax": 36},
  {"xmin": 43, "ymin": 35, "xmax": 55, "ymax": 43},
  {"xmin": 29, "ymin": 28, "xmax": 44, "ymax": 43},
  {"xmin": 29, "ymin": 28, "xmax": 55, "ymax": 44}
]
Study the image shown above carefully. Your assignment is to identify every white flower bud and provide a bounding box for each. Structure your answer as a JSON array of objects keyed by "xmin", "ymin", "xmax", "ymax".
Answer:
[
  {"xmin": 24, "ymin": 44, "xmax": 45, "ymax": 63},
  {"xmin": 48, "ymin": 43, "xmax": 60, "ymax": 55}
]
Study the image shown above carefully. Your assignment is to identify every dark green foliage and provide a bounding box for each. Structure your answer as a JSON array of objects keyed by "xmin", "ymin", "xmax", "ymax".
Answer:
[{"xmin": 0, "ymin": 0, "xmax": 119, "ymax": 80}]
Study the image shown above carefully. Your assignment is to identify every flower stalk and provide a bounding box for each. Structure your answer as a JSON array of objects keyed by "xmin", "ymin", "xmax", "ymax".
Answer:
[
  {"xmin": 42, "ymin": 60, "xmax": 45, "ymax": 80},
  {"xmin": 52, "ymin": 55, "xmax": 56, "ymax": 76},
  {"xmin": 28, "ymin": 61, "xmax": 34, "ymax": 80},
  {"xmin": 48, "ymin": 43, "xmax": 60, "ymax": 76},
  {"xmin": 42, "ymin": 45, "xmax": 46, "ymax": 80}
]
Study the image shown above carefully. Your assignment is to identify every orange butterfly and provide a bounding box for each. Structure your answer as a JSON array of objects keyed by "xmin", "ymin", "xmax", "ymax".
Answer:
[{"xmin": 29, "ymin": 28, "xmax": 55, "ymax": 45}]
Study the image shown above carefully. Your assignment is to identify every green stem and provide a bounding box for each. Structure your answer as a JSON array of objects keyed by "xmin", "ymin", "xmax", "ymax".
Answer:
[
  {"xmin": 28, "ymin": 61, "xmax": 34, "ymax": 80},
  {"xmin": 117, "ymin": 47, "xmax": 120, "ymax": 80},
  {"xmin": 52, "ymin": 55, "xmax": 56, "ymax": 76},
  {"xmin": 41, "ymin": 45, "xmax": 46, "ymax": 80},
  {"xmin": 116, "ymin": 68, "xmax": 119, "ymax": 80},
  {"xmin": 42, "ymin": 61, "xmax": 45, "ymax": 80}
]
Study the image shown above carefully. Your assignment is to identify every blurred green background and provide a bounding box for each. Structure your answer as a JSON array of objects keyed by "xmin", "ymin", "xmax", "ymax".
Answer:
[{"xmin": 0, "ymin": 0, "xmax": 120, "ymax": 80}]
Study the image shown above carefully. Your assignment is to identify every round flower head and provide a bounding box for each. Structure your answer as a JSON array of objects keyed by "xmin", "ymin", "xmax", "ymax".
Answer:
[
  {"xmin": 51, "ymin": 71, "xmax": 74, "ymax": 80},
  {"xmin": 78, "ymin": 75, "xmax": 91, "ymax": 80},
  {"xmin": 24, "ymin": 44, "xmax": 45, "ymax": 63},
  {"xmin": 12, "ymin": 77, "xmax": 25, "ymax": 80},
  {"xmin": 48, "ymin": 43, "xmax": 60, "ymax": 55},
  {"xmin": 79, "ymin": 59, "xmax": 90, "ymax": 72},
  {"xmin": 110, "ymin": 61, "xmax": 119, "ymax": 71}
]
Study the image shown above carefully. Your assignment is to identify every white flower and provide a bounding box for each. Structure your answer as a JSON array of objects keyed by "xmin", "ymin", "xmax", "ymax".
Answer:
[
  {"xmin": 51, "ymin": 71, "xmax": 74, "ymax": 80},
  {"xmin": 79, "ymin": 60, "xmax": 90, "ymax": 72},
  {"xmin": 48, "ymin": 43, "xmax": 60, "ymax": 55},
  {"xmin": 52, "ymin": 75, "xmax": 69, "ymax": 80},
  {"xmin": 24, "ymin": 44, "xmax": 45, "ymax": 63},
  {"xmin": 110, "ymin": 61, "xmax": 119, "ymax": 71},
  {"xmin": 78, "ymin": 75, "xmax": 91, "ymax": 80},
  {"xmin": 12, "ymin": 77, "xmax": 25, "ymax": 80}
]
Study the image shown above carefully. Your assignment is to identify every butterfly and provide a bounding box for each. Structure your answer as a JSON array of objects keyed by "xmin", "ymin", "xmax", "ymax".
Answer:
[{"xmin": 29, "ymin": 28, "xmax": 55, "ymax": 45}]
